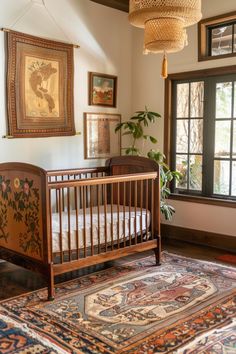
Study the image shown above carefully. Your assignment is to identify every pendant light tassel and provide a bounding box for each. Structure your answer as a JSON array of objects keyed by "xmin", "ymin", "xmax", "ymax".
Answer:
[{"xmin": 161, "ymin": 53, "xmax": 168, "ymax": 79}]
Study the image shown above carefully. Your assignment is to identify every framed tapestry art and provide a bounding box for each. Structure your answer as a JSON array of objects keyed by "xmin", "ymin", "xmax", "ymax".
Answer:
[
  {"xmin": 6, "ymin": 30, "xmax": 75, "ymax": 138},
  {"xmin": 89, "ymin": 72, "xmax": 117, "ymax": 107},
  {"xmin": 84, "ymin": 113, "xmax": 121, "ymax": 159}
]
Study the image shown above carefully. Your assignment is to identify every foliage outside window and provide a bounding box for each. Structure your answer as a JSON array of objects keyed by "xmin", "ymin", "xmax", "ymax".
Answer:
[
  {"xmin": 198, "ymin": 11, "xmax": 236, "ymax": 61},
  {"xmin": 172, "ymin": 74, "xmax": 236, "ymax": 200}
]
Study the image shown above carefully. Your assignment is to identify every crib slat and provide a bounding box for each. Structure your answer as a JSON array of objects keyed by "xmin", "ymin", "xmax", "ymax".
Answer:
[
  {"xmin": 90, "ymin": 185, "xmax": 94, "ymax": 256},
  {"xmin": 140, "ymin": 180, "xmax": 143, "ymax": 243},
  {"xmin": 74, "ymin": 186, "xmax": 79, "ymax": 260},
  {"xmin": 151, "ymin": 179, "xmax": 154, "ymax": 240},
  {"xmin": 62, "ymin": 175, "xmax": 65, "ymax": 212},
  {"xmin": 86, "ymin": 184, "xmax": 89, "ymax": 208},
  {"xmin": 104, "ymin": 184, "xmax": 107, "ymax": 252},
  {"xmin": 67, "ymin": 188, "xmax": 71, "ymax": 261},
  {"xmin": 123, "ymin": 182, "xmax": 126, "ymax": 246},
  {"xmin": 82, "ymin": 186, "xmax": 87, "ymax": 258},
  {"xmin": 49, "ymin": 190, "xmax": 53, "ymax": 261},
  {"xmin": 110, "ymin": 184, "xmax": 114, "ymax": 251},
  {"xmin": 97, "ymin": 185, "xmax": 101, "ymax": 254},
  {"xmin": 134, "ymin": 180, "xmax": 137, "ymax": 245},
  {"xmin": 146, "ymin": 180, "xmax": 149, "ymax": 239},
  {"xmin": 55, "ymin": 176, "xmax": 58, "ymax": 213},
  {"xmin": 117, "ymin": 182, "xmax": 120, "ymax": 249},
  {"xmin": 129, "ymin": 181, "xmax": 131, "ymax": 246},
  {"xmin": 58, "ymin": 188, "xmax": 63, "ymax": 263}
]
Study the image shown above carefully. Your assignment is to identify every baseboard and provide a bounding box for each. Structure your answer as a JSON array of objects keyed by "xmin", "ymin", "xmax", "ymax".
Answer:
[{"xmin": 161, "ymin": 224, "xmax": 236, "ymax": 252}]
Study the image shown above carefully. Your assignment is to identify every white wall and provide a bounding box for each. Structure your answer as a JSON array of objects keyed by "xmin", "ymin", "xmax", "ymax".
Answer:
[
  {"xmin": 0, "ymin": 0, "xmax": 132, "ymax": 169},
  {"xmin": 131, "ymin": 0, "xmax": 236, "ymax": 237}
]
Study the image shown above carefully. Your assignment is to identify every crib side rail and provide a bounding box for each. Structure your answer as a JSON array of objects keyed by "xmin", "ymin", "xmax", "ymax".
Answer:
[
  {"xmin": 47, "ymin": 171, "xmax": 159, "ymax": 267},
  {"xmin": 47, "ymin": 166, "xmax": 109, "ymax": 179}
]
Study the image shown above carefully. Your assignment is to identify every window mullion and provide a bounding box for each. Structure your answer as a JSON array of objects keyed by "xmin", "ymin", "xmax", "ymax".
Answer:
[{"xmin": 202, "ymin": 78, "xmax": 214, "ymax": 196}]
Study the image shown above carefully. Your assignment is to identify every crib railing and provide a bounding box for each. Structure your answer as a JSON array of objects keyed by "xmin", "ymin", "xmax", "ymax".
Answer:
[
  {"xmin": 47, "ymin": 167, "xmax": 109, "ymax": 212},
  {"xmin": 47, "ymin": 171, "xmax": 158, "ymax": 266}
]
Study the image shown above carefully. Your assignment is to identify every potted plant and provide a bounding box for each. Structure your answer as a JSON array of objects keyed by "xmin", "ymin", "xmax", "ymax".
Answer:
[{"xmin": 115, "ymin": 106, "xmax": 181, "ymax": 220}]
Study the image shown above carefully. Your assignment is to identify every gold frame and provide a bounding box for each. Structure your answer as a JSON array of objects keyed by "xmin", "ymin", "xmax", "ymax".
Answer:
[
  {"xmin": 84, "ymin": 112, "xmax": 121, "ymax": 159},
  {"xmin": 88, "ymin": 72, "xmax": 117, "ymax": 107}
]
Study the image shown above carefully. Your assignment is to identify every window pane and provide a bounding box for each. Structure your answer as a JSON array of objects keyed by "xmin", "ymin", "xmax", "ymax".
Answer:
[
  {"xmin": 216, "ymin": 82, "xmax": 232, "ymax": 118},
  {"xmin": 190, "ymin": 82, "xmax": 204, "ymax": 118},
  {"xmin": 233, "ymin": 121, "xmax": 236, "ymax": 157},
  {"xmin": 232, "ymin": 161, "xmax": 236, "ymax": 196},
  {"xmin": 214, "ymin": 121, "xmax": 231, "ymax": 158},
  {"xmin": 190, "ymin": 119, "xmax": 203, "ymax": 153},
  {"xmin": 176, "ymin": 155, "xmax": 188, "ymax": 189},
  {"xmin": 177, "ymin": 83, "xmax": 189, "ymax": 118},
  {"xmin": 214, "ymin": 160, "xmax": 230, "ymax": 195},
  {"xmin": 176, "ymin": 120, "xmax": 188, "ymax": 153},
  {"xmin": 190, "ymin": 155, "xmax": 202, "ymax": 191},
  {"xmin": 211, "ymin": 25, "xmax": 233, "ymax": 56}
]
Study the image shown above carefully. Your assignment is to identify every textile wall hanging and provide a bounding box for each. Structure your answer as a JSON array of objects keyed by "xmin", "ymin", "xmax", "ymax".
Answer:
[{"xmin": 6, "ymin": 30, "xmax": 75, "ymax": 138}]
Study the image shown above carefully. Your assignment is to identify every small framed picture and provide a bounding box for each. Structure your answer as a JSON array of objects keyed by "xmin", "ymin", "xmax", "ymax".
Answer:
[
  {"xmin": 84, "ymin": 113, "xmax": 121, "ymax": 159},
  {"xmin": 88, "ymin": 72, "xmax": 117, "ymax": 107}
]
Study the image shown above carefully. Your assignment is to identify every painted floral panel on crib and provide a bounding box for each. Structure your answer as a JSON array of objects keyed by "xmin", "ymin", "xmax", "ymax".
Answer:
[{"xmin": 0, "ymin": 171, "xmax": 43, "ymax": 261}]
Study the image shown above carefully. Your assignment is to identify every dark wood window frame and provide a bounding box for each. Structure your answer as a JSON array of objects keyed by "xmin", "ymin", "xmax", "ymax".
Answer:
[
  {"xmin": 164, "ymin": 65, "xmax": 236, "ymax": 209},
  {"xmin": 198, "ymin": 11, "xmax": 236, "ymax": 62}
]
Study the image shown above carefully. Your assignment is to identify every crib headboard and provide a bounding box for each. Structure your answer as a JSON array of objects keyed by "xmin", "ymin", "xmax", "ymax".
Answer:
[
  {"xmin": 0, "ymin": 162, "xmax": 47, "ymax": 262},
  {"xmin": 106, "ymin": 156, "xmax": 159, "ymax": 175}
]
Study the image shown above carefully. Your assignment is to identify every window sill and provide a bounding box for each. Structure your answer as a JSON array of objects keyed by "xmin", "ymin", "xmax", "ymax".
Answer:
[{"xmin": 170, "ymin": 193, "xmax": 236, "ymax": 209}]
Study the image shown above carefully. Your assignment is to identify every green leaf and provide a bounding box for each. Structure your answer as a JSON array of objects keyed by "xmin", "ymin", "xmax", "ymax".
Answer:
[
  {"xmin": 115, "ymin": 123, "xmax": 123, "ymax": 132},
  {"xmin": 149, "ymin": 136, "xmax": 157, "ymax": 144},
  {"xmin": 122, "ymin": 131, "xmax": 133, "ymax": 136},
  {"xmin": 149, "ymin": 111, "xmax": 161, "ymax": 117}
]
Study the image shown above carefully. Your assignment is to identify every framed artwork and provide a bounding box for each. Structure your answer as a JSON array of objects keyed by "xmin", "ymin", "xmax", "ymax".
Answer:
[
  {"xmin": 6, "ymin": 30, "xmax": 75, "ymax": 138},
  {"xmin": 88, "ymin": 72, "xmax": 117, "ymax": 107},
  {"xmin": 84, "ymin": 113, "xmax": 121, "ymax": 159}
]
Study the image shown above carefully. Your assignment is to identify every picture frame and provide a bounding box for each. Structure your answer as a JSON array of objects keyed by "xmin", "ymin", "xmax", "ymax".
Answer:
[
  {"xmin": 6, "ymin": 30, "xmax": 75, "ymax": 138},
  {"xmin": 88, "ymin": 72, "xmax": 117, "ymax": 107},
  {"xmin": 84, "ymin": 113, "xmax": 121, "ymax": 159}
]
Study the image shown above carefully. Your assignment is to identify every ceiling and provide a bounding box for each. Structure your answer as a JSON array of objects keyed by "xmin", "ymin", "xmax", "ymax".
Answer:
[{"xmin": 90, "ymin": 0, "xmax": 129, "ymax": 12}]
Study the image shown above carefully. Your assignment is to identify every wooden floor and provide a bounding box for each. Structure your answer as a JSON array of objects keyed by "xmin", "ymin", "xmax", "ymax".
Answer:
[{"xmin": 0, "ymin": 239, "xmax": 235, "ymax": 301}]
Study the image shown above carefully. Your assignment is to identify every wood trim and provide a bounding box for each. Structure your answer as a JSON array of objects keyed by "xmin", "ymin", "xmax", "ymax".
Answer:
[
  {"xmin": 168, "ymin": 65, "xmax": 236, "ymax": 81},
  {"xmin": 161, "ymin": 224, "xmax": 236, "ymax": 252},
  {"xmin": 198, "ymin": 11, "xmax": 236, "ymax": 62},
  {"xmin": 170, "ymin": 193, "xmax": 236, "ymax": 209},
  {"xmin": 90, "ymin": 0, "xmax": 129, "ymax": 12}
]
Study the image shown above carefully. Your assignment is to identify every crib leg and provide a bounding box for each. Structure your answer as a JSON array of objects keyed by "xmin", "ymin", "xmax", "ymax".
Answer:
[
  {"xmin": 154, "ymin": 237, "xmax": 161, "ymax": 266},
  {"xmin": 47, "ymin": 266, "xmax": 55, "ymax": 301}
]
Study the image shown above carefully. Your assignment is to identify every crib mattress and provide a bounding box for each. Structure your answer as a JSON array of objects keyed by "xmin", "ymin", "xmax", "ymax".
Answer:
[{"xmin": 52, "ymin": 204, "xmax": 151, "ymax": 253}]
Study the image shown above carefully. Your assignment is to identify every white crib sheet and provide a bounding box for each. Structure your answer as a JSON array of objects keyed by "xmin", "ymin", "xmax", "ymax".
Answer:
[{"xmin": 52, "ymin": 204, "xmax": 151, "ymax": 253}]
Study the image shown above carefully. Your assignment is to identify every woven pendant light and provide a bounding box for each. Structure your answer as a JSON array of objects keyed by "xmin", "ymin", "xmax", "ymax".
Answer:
[{"xmin": 129, "ymin": 0, "xmax": 202, "ymax": 78}]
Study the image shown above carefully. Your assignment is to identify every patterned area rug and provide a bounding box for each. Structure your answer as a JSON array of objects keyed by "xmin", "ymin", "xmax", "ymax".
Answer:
[
  {"xmin": 177, "ymin": 319, "xmax": 236, "ymax": 353},
  {"xmin": 0, "ymin": 252, "xmax": 236, "ymax": 353},
  {"xmin": 0, "ymin": 313, "xmax": 67, "ymax": 353}
]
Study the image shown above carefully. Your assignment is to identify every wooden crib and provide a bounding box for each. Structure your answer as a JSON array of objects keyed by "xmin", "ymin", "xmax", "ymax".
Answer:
[{"xmin": 0, "ymin": 156, "xmax": 161, "ymax": 300}]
